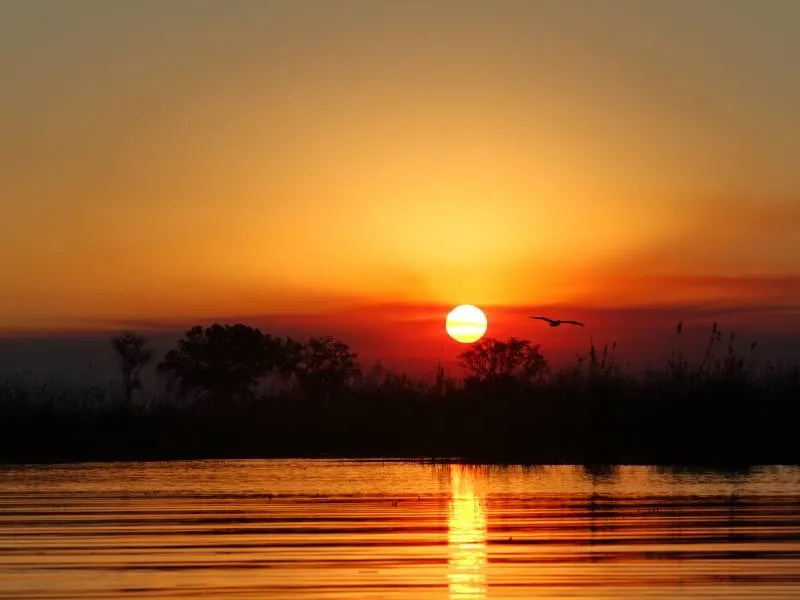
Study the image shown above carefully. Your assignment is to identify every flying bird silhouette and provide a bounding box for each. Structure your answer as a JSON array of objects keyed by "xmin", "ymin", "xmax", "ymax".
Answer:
[{"xmin": 530, "ymin": 316, "xmax": 585, "ymax": 328}]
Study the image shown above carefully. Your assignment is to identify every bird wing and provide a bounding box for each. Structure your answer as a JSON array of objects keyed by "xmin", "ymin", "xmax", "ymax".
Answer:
[
  {"xmin": 563, "ymin": 320, "xmax": 585, "ymax": 327},
  {"xmin": 530, "ymin": 316, "xmax": 555, "ymax": 323}
]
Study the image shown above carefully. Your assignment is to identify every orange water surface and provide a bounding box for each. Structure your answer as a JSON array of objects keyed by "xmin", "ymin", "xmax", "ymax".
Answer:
[{"xmin": 1, "ymin": 460, "xmax": 800, "ymax": 599}]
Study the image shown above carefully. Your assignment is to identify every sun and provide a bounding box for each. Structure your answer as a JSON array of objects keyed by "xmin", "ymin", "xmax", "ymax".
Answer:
[{"xmin": 445, "ymin": 305, "xmax": 488, "ymax": 343}]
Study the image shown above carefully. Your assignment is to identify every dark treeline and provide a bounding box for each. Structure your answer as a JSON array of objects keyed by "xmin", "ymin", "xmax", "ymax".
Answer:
[{"xmin": 1, "ymin": 322, "xmax": 799, "ymax": 465}]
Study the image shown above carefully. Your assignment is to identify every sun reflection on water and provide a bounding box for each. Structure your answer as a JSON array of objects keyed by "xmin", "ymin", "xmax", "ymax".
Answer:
[{"xmin": 448, "ymin": 465, "xmax": 488, "ymax": 599}]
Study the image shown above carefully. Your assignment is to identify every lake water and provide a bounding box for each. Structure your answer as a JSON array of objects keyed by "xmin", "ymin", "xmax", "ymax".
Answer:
[{"xmin": 1, "ymin": 460, "xmax": 800, "ymax": 599}]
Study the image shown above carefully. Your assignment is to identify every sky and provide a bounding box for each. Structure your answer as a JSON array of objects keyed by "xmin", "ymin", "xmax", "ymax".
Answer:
[{"xmin": 1, "ymin": 0, "xmax": 799, "ymax": 375}]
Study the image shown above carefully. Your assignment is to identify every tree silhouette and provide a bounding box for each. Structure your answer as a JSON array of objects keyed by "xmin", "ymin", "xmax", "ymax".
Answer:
[
  {"xmin": 110, "ymin": 331, "xmax": 153, "ymax": 406},
  {"xmin": 157, "ymin": 324, "xmax": 283, "ymax": 399},
  {"xmin": 292, "ymin": 336, "xmax": 361, "ymax": 397},
  {"xmin": 458, "ymin": 336, "xmax": 549, "ymax": 383}
]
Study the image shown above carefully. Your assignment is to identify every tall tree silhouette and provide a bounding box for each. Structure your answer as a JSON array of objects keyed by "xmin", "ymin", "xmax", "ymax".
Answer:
[
  {"xmin": 157, "ymin": 324, "xmax": 283, "ymax": 399},
  {"xmin": 110, "ymin": 331, "xmax": 153, "ymax": 406},
  {"xmin": 292, "ymin": 336, "xmax": 361, "ymax": 398}
]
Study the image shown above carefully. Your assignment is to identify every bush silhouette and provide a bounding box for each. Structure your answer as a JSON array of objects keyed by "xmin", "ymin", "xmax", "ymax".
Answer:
[
  {"xmin": 158, "ymin": 324, "xmax": 284, "ymax": 400},
  {"xmin": 458, "ymin": 336, "xmax": 549, "ymax": 384},
  {"xmin": 289, "ymin": 335, "xmax": 361, "ymax": 398}
]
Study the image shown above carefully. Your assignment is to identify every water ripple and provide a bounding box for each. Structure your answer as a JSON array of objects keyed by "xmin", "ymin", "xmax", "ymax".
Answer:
[{"xmin": 0, "ymin": 461, "xmax": 799, "ymax": 599}]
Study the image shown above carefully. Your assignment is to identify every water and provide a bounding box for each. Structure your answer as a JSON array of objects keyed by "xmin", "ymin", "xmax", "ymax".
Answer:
[{"xmin": 1, "ymin": 460, "xmax": 800, "ymax": 599}]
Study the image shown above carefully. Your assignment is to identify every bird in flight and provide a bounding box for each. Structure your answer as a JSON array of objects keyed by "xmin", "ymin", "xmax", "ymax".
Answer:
[{"xmin": 530, "ymin": 316, "xmax": 585, "ymax": 328}]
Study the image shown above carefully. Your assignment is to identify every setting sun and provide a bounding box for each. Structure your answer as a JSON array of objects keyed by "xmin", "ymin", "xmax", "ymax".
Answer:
[{"xmin": 445, "ymin": 305, "xmax": 488, "ymax": 344}]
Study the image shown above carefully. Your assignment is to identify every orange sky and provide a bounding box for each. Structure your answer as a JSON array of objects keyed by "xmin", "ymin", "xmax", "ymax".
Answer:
[{"xmin": 1, "ymin": 1, "xmax": 799, "ymax": 368}]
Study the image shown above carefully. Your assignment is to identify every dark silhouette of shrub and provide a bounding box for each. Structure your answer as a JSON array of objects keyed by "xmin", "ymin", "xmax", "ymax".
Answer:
[
  {"xmin": 157, "ymin": 324, "xmax": 284, "ymax": 401},
  {"xmin": 289, "ymin": 336, "xmax": 361, "ymax": 399},
  {"xmin": 458, "ymin": 336, "xmax": 549, "ymax": 385}
]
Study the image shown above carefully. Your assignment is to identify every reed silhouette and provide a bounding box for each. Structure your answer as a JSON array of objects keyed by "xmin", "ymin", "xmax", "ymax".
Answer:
[{"xmin": 0, "ymin": 322, "xmax": 798, "ymax": 465}]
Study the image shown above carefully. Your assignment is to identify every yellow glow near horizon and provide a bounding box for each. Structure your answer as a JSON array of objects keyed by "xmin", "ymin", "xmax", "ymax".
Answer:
[
  {"xmin": 1, "ymin": 3, "xmax": 799, "ymax": 329},
  {"xmin": 445, "ymin": 305, "xmax": 488, "ymax": 343},
  {"xmin": 448, "ymin": 465, "xmax": 488, "ymax": 599}
]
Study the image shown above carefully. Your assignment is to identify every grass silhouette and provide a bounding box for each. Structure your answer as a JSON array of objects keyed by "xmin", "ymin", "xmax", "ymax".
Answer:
[{"xmin": 0, "ymin": 322, "xmax": 798, "ymax": 465}]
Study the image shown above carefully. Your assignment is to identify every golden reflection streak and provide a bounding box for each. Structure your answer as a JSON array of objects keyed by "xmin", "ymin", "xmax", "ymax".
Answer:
[{"xmin": 448, "ymin": 465, "xmax": 488, "ymax": 599}]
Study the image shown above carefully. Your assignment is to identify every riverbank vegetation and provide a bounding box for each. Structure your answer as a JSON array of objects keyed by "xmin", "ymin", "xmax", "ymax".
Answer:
[{"xmin": 1, "ymin": 322, "xmax": 798, "ymax": 464}]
